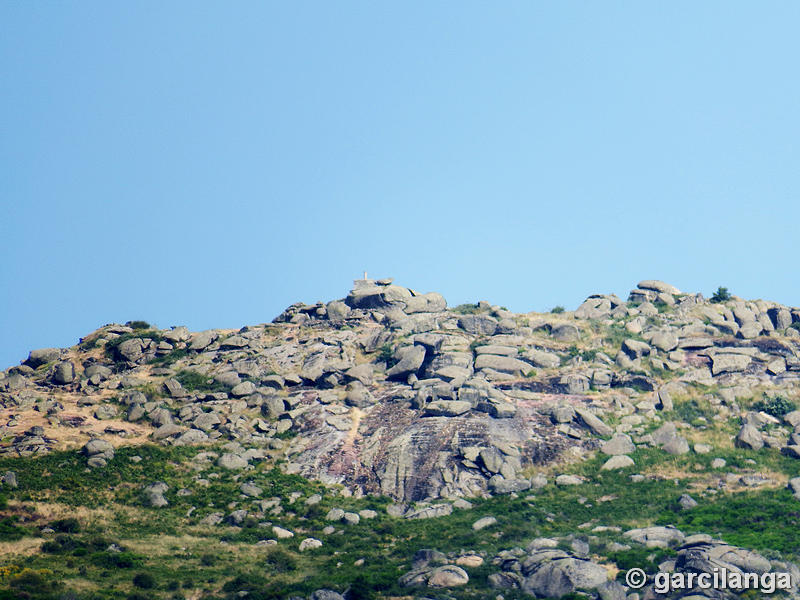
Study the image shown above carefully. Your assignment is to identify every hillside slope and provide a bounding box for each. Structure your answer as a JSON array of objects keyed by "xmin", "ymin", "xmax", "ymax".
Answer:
[{"xmin": 1, "ymin": 279, "xmax": 799, "ymax": 600}]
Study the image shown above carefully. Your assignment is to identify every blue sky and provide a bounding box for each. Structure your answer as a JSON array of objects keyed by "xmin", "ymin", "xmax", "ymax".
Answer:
[{"xmin": 2, "ymin": 2, "xmax": 799, "ymax": 368}]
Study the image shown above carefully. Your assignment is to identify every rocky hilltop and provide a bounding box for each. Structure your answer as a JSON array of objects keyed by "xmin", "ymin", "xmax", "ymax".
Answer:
[{"xmin": 2, "ymin": 278, "xmax": 800, "ymax": 599}]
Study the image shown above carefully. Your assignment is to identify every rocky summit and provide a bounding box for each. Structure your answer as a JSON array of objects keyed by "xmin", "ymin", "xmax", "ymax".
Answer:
[{"xmin": 2, "ymin": 278, "xmax": 800, "ymax": 599}]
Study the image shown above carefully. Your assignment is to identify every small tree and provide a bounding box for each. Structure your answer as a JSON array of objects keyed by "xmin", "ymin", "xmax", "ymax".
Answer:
[{"xmin": 710, "ymin": 287, "xmax": 731, "ymax": 303}]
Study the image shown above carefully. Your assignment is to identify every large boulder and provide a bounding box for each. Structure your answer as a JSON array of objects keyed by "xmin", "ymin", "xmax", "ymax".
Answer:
[
  {"xmin": 427, "ymin": 565, "xmax": 469, "ymax": 587},
  {"xmin": 344, "ymin": 363, "xmax": 373, "ymax": 386},
  {"xmin": 574, "ymin": 408, "xmax": 613, "ymax": 436},
  {"xmin": 524, "ymin": 349, "xmax": 561, "ymax": 368},
  {"xmin": 457, "ymin": 315, "xmax": 498, "ymax": 336},
  {"xmin": 489, "ymin": 476, "xmax": 531, "ymax": 494},
  {"xmin": 231, "ymin": 381, "xmax": 256, "ymax": 397},
  {"xmin": 399, "ymin": 564, "xmax": 469, "ymax": 588},
  {"xmin": 601, "ymin": 455, "xmax": 634, "ymax": 470},
  {"xmin": 423, "ymin": 400, "xmax": 472, "ymax": 417},
  {"xmin": 346, "ymin": 284, "xmax": 412, "ymax": 310},
  {"xmin": 575, "ymin": 297, "xmax": 612, "ymax": 319},
  {"xmin": 472, "ymin": 516, "xmax": 498, "ymax": 531},
  {"xmin": 1, "ymin": 471, "xmax": 18, "ymax": 488},
  {"xmin": 300, "ymin": 353, "xmax": 332, "ymax": 383},
  {"xmin": 261, "ymin": 396, "xmax": 287, "ymax": 419},
  {"xmin": 557, "ymin": 374, "xmax": 590, "ymax": 394},
  {"xmin": 386, "ymin": 345, "xmax": 426, "ymax": 379},
  {"xmin": 325, "ymin": 300, "xmax": 351, "ymax": 321},
  {"xmin": 309, "ymin": 591, "xmax": 344, "ymax": 600},
  {"xmin": 143, "ymin": 482, "xmax": 169, "ymax": 507},
  {"xmin": 651, "ymin": 422, "xmax": 690, "ymax": 455},
  {"xmin": 662, "ymin": 436, "xmax": 690, "ymax": 455},
  {"xmin": 189, "ymin": 331, "xmax": 217, "ymax": 351},
  {"xmin": 217, "ymin": 453, "xmax": 248, "ymax": 470},
  {"xmin": 768, "ymin": 307, "xmax": 793, "ymax": 330},
  {"xmin": 116, "ymin": 338, "xmax": 146, "ymax": 362},
  {"xmin": 622, "ymin": 339, "xmax": 651, "ymax": 359},
  {"xmin": 25, "ymin": 348, "xmax": 60, "ymax": 368},
  {"xmin": 788, "ymin": 477, "xmax": 800, "ymax": 499},
  {"xmin": 601, "ymin": 434, "xmax": 635, "ymax": 456},
  {"xmin": 162, "ymin": 326, "xmax": 190, "ymax": 342},
  {"xmin": 404, "ymin": 292, "xmax": 447, "ymax": 314},
  {"xmin": 649, "ymin": 331, "xmax": 679, "ymax": 352},
  {"xmin": 735, "ymin": 424, "xmax": 764, "ymax": 450},
  {"xmin": 652, "ymin": 422, "xmax": 680, "ymax": 446},
  {"xmin": 624, "ymin": 526, "xmax": 685, "ymax": 548},
  {"xmin": 52, "ymin": 361, "xmax": 76, "ymax": 384},
  {"xmin": 474, "ymin": 355, "xmax": 532, "ymax": 376},
  {"xmin": 637, "ymin": 280, "xmax": 681, "ymax": 295},
  {"xmin": 711, "ymin": 353, "xmax": 751, "ymax": 376},
  {"xmin": 193, "ymin": 412, "xmax": 221, "ymax": 432},
  {"xmin": 521, "ymin": 549, "xmax": 609, "ymax": 598},
  {"xmin": 83, "ymin": 439, "xmax": 114, "ymax": 466},
  {"xmin": 551, "ymin": 324, "xmax": 580, "ymax": 342},
  {"xmin": 84, "ymin": 364, "xmax": 112, "ymax": 381}
]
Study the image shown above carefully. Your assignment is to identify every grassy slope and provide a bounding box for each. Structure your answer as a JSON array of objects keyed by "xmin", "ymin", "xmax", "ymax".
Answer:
[{"xmin": 0, "ymin": 431, "xmax": 797, "ymax": 600}]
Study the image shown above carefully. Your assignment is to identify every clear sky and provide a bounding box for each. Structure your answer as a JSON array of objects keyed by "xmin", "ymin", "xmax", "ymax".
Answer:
[{"xmin": 2, "ymin": 2, "xmax": 799, "ymax": 369}]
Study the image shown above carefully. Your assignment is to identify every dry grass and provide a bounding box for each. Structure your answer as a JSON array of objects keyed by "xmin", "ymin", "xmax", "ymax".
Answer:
[
  {"xmin": 22, "ymin": 502, "xmax": 119, "ymax": 526},
  {"xmin": 0, "ymin": 537, "xmax": 42, "ymax": 558},
  {"xmin": 121, "ymin": 533, "xmax": 210, "ymax": 556},
  {"xmin": 681, "ymin": 427, "xmax": 734, "ymax": 449}
]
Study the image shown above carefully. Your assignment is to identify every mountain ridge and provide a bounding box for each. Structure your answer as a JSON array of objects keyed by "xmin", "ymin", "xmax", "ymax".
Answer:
[{"xmin": 1, "ymin": 278, "xmax": 800, "ymax": 599}]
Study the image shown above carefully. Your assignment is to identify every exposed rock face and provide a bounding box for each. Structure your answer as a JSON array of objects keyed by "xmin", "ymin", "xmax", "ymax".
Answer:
[
  {"xmin": 489, "ymin": 544, "xmax": 609, "ymax": 597},
  {"xmin": 3, "ymin": 277, "xmax": 800, "ymax": 506}
]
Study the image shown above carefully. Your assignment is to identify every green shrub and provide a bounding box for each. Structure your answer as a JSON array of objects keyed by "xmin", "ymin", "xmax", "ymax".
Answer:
[
  {"xmin": 654, "ymin": 300, "xmax": 672, "ymax": 314},
  {"xmin": 751, "ymin": 396, "xmax": 796, "ymax": 418},
  {"xmin": 149, "ymin": 347, "xmax": 189, "ymax": 367},
  {"xmin": 376, "ymin": 343, "xmax": 394, "ymax": 365},
  {"xmin": 41, "ymin": 534, "xmax": 86, "ymax": 554},
  {"xmin": 710, "ymin": 287, "xmax": 732, "ymax": 303},
  {"xmin": 665, "ymin": 488, "xmax": 800, "ymax": 554},
  {"xmin": 550, "ymin": 305, "xmax": 565, "ymax": 314},
  {"xmin": 126, "ymin": 321, "xmax": 152, "ymax": 330},
  {"xmin": 0, "ymin": 517, "xmax": 26, "ymax": 541},
  {"xmin": 610, "ymin": 547, "xmax": 675, "ymax": 573},
  {"xmin": 51, "ymin": 517, "xmax": 80, "ymax": 533},
  {"xmin": 174, "ymin": 370, "xmax": 227, "ymax": 393},
  {"xmin": 222, "ymin": 572, "xmax": 268, "ymax": 592},
  {"xmin": 78, "ymin": 335, "xmax": 102, "ymax": 351},
  {"xmin": 452, "ymin": 303, "xmax": 480, "ymax": 315},
  {"xmin": 133, "ymin": 572, "xmax": 156, "ymax": 589},
  {"xmin": 566, "ymin": 346, "xmax": 597, "ymax": 362},
  {"xmin": 348, "ymin": 572, "xmax": 394, "ymax": 600},
  {"xmin": 7, "ymin": 569, "xmax": 61, "ymax": 597},
  {"xmin": 264, "ymin": 548, "xmax": 297, "ymax": 573},
  {"xmin": 673, "ymin": 398, "xmax": 715, "ymax": 424},
  {"xmin": 92, "ymin": 551, "xmax": 139, "ymax": 569}
]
